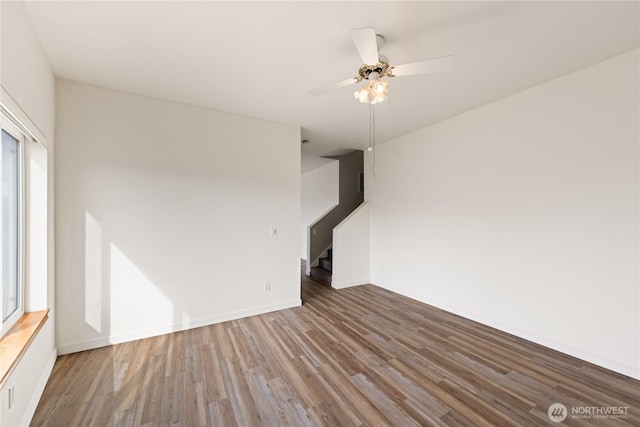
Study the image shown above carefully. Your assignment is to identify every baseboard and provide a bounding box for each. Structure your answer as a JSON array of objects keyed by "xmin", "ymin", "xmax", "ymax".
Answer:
[
  {"xmin": 20, "ymin": 347, "xmax": 57, "ymax": 426},
  {"xmin": 58, "ymin": 300, "xmax": 302, "ymax": 355},
  {"xmin": 374, "ymin": 280, "xmax": 640, "ymax": 380},
  {"xmin": 332, "ymin": 278, "xmax": 370, "ymax": 289}
]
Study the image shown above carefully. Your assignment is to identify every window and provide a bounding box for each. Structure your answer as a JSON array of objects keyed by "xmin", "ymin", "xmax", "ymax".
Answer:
[{"xmin": 1, "ymin": 124, "xmax": 24, "ymax": 335}]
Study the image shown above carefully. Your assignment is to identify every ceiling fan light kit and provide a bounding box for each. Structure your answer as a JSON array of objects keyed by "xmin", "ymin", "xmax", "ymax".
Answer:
[{"xmin": 354, "ymin": 76, "xmax": 389, "ymax": 104}]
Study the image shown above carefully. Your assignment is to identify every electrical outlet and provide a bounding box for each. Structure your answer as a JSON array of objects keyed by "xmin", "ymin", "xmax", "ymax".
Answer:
[
  {"xmin": 8, "ymin": 385, "xmax": 15, "ymax": 410},
  {"xmin": 271, "ymin": 227, "xmax": 278, "ymax": 237},
  {"xmin": 312, "ymin": 229, "xmax": 317, "ymax": 235},
  {"xmin": 264, "ymin": 282, "xmax": 271, "ymax": 292}
]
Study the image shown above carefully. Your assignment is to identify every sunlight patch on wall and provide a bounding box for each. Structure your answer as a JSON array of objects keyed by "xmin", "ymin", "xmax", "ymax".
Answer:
[{"xmin": 109, "ymin": 242, "xmax": 173, "ymax": 336}]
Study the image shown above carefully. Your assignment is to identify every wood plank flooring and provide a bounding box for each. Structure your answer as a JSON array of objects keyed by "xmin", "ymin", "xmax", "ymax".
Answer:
[{"xmin": 32, "ymin": 275, "xmax": 640, "ymax": 426}]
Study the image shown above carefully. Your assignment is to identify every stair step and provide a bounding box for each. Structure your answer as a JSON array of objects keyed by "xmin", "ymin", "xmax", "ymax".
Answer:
[
  {"xmin": 310, "ymin": 266, "xmax": 331, "ymax": 286},
  {"xmin": 320, "ymin": 257, "xmax": 332, "ymax": 273}
]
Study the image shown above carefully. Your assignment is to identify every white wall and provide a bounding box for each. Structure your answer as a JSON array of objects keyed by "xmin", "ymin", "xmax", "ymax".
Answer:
[
  {"xmin": 367, "ymin": 50, "xmax": 639, "ymax": 379},
  {"xmin": 332, "ymin": 202, "xmax": 369, "ymax": 289},
  {"xmin": 56, "ymin": 80, "xmax": 301, "ymax": 354},
  {"xmin": 301, "ymin": 158, "xmax": 339, "ymax": 260},
  {"xmin": 0, "ymin": 1, "xmax": 56, "ymax": 426}
]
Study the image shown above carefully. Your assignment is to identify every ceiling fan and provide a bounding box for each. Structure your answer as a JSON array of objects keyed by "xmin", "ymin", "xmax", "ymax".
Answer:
[{"xmin": 310, "ymin": 27, "xmax": 453, "ymax": 104}]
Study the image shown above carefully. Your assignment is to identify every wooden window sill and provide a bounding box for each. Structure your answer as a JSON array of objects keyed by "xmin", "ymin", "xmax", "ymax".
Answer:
[{"xmin": 0, "ymin": 309, "xmax": 49, "ymax": 387}]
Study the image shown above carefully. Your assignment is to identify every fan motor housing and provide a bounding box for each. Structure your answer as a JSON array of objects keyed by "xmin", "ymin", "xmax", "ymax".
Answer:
[{"xmin": 358, "ymin": 60, "xmax": 393, "ymax": 80}]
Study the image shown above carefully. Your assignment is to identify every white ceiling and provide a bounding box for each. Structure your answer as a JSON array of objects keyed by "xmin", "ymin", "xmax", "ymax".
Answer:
[{"xmin": 24, "ymin": 1, "xmax": 639, "ymax": 157}]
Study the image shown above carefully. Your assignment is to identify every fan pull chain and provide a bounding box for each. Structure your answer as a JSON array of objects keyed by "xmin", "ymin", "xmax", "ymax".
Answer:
[{"xmin": 369, "ymin": 103, "xmax": 377, "ymax": 179}]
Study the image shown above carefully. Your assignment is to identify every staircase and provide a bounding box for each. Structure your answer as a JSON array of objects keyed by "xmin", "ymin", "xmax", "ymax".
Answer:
[
  {"xmin": 310, "ymin": 249, "xmax": 332, "ymax": 286},
  {"xmin": 305, "ymin": 150, "xmax": 364, "ymax": 286}
]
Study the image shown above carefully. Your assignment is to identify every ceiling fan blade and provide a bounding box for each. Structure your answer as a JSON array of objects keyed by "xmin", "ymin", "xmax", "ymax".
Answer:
[
  {"xmin": 391, "ymin": 55, "xmax": 454, "ymax": 77},
  {"xmin": 351, "ymin": 27, "xmax": 379, "ymax": 65},
  {"xmin": 310, "ymin": 77, "xmax": 359, "ymax": 97}
]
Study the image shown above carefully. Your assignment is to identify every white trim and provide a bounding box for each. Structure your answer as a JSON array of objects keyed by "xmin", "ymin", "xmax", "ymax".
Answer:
[
  {"xmin": 0, "ymin": 87, "xmax": 46, "ymax": 147},
  {"xmin": 374, "ymin": 280, "xmax": 640, "ymax": 381},
  {"xmin": 58, "ymin": 299, "xmax": 302, "ymax": 355},
  {"xmin": 307, "ymin": 203, "xmax": 339, "ymax": 230},
  {"xmin": 334, "ymin": 201, "xmax": 368, "ymax": 230},
  {"xmin": 332, "ymin": 278, "xmax": 369, "ymax": 289},
  {"xmin": 305, "ymin": 227, "xmax": 311, "ymax": 276},
  {"xmin": 20, "ymin": 347, "xmax": 57, "ymax": 427}
]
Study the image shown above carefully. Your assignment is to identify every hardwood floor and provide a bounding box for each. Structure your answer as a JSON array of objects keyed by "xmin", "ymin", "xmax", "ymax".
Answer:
[{"xmin": 32, "ymin": 275, "xmax": 639, "ymax": 426}]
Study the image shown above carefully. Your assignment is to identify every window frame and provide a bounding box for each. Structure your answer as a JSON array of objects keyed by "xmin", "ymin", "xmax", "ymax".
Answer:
[{"xmin": 0, "ymin": 119, "xmax": 26, "ymax": 337}]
